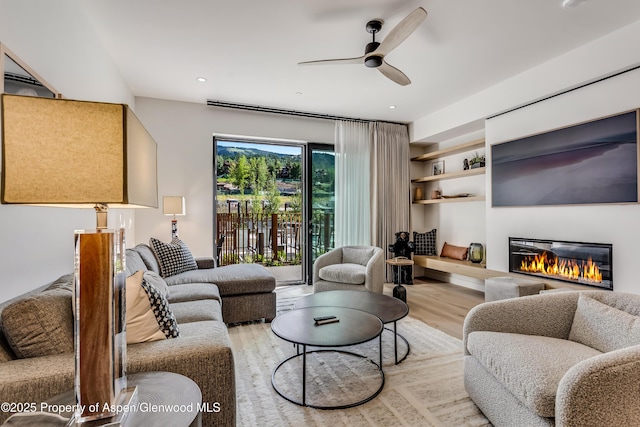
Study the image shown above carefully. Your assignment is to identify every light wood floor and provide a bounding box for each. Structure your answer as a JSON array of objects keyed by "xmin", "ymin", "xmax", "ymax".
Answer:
[{"xmin": 382, "ymin": 277, "xmax": 485, "ymax": 340}]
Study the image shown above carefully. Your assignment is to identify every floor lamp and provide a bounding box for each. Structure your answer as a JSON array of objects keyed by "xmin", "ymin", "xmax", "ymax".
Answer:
[
  {"xmin": 1, "ymin": 94, "xmax": 158, "ymax": 425},
  {"xmin": 163, "ymin": 196, "xmax": 185, "ymax": 240}
]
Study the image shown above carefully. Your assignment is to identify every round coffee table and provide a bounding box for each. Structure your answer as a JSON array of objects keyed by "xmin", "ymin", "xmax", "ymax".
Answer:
[
  {"xmin": 271, "ymin": 306, "xmax": 384, "ymax": 409},
  {"xmin": 294, "ymin": 290, "xmax": 410, "ymax": 364}
]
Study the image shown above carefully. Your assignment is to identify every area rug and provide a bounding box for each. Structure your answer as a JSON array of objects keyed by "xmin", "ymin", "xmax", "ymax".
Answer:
[{"xmin": 228, "ymin": 313, "xmax": 491, "ymax": 426}]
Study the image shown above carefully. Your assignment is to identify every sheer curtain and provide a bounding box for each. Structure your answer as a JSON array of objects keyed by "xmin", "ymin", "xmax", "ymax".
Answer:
[
  {"xmin": 334, "ymin": 120, "xmax": 371, "ymax": 246},
  {"xmin": 370, "ymin": 122, "xmax": 411, "ymax": 278}
]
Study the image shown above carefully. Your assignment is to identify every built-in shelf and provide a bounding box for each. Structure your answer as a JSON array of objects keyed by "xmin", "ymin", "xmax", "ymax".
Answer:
[
  {"xmin": 413, "ymin": 196, "xmax": 486, "ymax": 205},
  {"xmin": 412, "ymin": 167, "xmax": 485, "ymax": 183},
  {"xmin": 411, "ymin": 138, "xmax": 485, "ymax": 162}
]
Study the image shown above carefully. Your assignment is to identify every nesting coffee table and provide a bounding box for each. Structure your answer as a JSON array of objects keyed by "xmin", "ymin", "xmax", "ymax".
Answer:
[
  {"xmin": 294, "ymin": 290, "xmax": 410, "ymax": 364},
  {"xmin": 271, "ymin": 306, "xmax": 384, "ymax": 409}
]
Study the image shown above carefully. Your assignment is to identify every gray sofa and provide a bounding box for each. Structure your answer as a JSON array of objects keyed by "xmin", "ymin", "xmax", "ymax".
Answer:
[
  {"xmin": 463, "ymin": 290, "xmax": 640, "ymax": 427},
  {"xmin": 0, "ymin": 243, "xmax": 276, "ymax": 426}
]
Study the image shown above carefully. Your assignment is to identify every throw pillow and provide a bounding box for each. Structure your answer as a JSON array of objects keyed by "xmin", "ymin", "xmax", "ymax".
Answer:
[
  {"xmin": 141, "ymin": 275, "xmax": 179, "ymax": 339},
  {"xmin": 125, "ymin": 271, "xmax": 167, "ymax": 344},
  {"xmin": 0, "ymin": 284, "xmax": 74, "ymax": 358},
  {"xmin": 440, "ymin": 242, "xmax": 468, "ymax": 260},
  {"xmin": 149, "ymin": 237, "xmax": 198, "ymax": 278},
  {"xmin": 569, "ymin": 294, "xmax": 640, "ymax": 353},
  {"xmin": 414, "ymin": 229, "xmax": 437, "ymax": 255}
]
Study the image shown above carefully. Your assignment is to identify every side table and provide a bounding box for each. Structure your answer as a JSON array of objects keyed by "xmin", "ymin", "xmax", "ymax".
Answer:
[
  {"xmin": 3, "ymin": 372, "xmax": 202, "ymax": 427},
  {"xmin": 386, "ymin": 257, "xmax": 414, "ymax": 303}
]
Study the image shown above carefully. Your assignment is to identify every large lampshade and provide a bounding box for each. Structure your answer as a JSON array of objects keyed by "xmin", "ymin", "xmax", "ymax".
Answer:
[{"xmin": 1, "ymin": 93, "xmax": 157, "ymax": 209}]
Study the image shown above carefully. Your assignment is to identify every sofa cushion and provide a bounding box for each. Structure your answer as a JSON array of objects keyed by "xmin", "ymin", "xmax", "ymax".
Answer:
[
  {"xmin": 125, "ymin": 248, "xmax": 149, "ymax": 276},
  {"xmin": 0, "ymin": 282, "xmax": 74, "ymax": 358},
  {"xmin": 149, "ymin": 238, "xmax": 198, "ymax": 278},
  {"xmin": 467, "ymin": 331, "xmax": 602, "ymax": 417},
  {"xmin": 171, "ymin": 300, "xmax": 222, "ymax": 324},
  {"xmin": 319, "ymin": 263, "xmax": 366, "ymax": 284},
  {"xmin": 167, "ymin": 283, "xmax": 221, "ymax": 304},
  {"xmin": 164, "ymin": 263, "xmax": 275, "ymax": 296},
  {"xmin": 342, "ymin": 247, "xmax": 374, "ymax": 266},
  {"xmin": 414, "ymin": 229, "xmax": 437, "ymax": 255},
  {"xmin": 132, "ymin": 243, "xmax": 162, "ymax": 274},
  {"xmin": 142, "ymin": 271, "xmax": 169, "ymax": 298},
  {"xmin": 125, "ymin": 271, "xmax": 166, "ymax": 344},
  {"xmin": 569, "ymin": 294, "xmax": 640, "ymax": 353}
]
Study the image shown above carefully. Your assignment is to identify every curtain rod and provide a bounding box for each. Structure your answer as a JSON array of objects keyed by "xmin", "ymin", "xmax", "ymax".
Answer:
[{"xmin": 206, "ymin": 99, "xmax": 406, "ymax": 126}]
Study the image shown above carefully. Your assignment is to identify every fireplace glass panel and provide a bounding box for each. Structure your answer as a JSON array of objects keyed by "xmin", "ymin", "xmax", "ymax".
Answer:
[{"xmin": 509, "ymin": 237, "xmax": 612, "ymax": 290}]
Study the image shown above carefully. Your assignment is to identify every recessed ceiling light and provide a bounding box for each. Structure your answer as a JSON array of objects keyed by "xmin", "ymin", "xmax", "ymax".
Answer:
[
  {"xmin": 196, "ymin": 77, "xmax": 207, "ymax": 82},
  {"xmin": 389, "ymin": 105, "xmax": 397, "ymax": 109}
]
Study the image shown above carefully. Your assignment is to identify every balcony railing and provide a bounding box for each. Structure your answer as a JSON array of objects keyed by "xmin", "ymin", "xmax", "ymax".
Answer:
[{"xmin": 216, "ymin": 211, "xmax": 333, "ymax": 266}]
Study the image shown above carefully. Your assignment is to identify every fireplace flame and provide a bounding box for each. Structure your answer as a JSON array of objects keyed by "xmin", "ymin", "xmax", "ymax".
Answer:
[{"xmin": 519, "ymin": 252, "xmax": 602, "ymax": 283}]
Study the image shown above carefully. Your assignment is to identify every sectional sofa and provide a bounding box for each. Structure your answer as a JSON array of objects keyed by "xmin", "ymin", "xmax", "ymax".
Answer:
[{"xmin": 0, "ymin": 241, "xmax": 276, "ymax": 426}]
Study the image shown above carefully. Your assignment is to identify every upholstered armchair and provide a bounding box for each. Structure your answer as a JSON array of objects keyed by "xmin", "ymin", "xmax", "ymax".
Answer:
[
  {"xmin": 463, "ymin": 290, "xmax": 640, "ymax": 427},
  {"xmin": 312, "ymin": 246, "xmax": 384, "ymax": 293}
]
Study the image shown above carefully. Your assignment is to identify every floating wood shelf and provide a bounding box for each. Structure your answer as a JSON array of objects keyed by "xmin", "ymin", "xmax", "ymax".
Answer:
[
  {"xmin": 410, "ymin": 138, "xmax": 485, "ymax": 162},
  {"xmin": 413, "ymin": 196, "xmax": 486, "ymax": 204},
  {"xmin": 412, "ymin": 167, "xmax": 485, "ymax": 183}
]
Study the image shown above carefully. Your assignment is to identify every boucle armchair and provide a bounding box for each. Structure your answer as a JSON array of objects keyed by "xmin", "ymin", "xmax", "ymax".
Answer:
[
  {"xmin": 463, "ymin": 290, "xmax": 640, "ymax": 427},
  {"xmin": 313, "ymin": 246, "xmax": 384, "ymax": 293}
]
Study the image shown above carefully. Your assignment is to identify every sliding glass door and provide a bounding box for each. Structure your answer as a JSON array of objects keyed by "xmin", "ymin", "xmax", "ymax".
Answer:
[{"xmin": 305, "ymin": 143, "xmax": 335, "ymax": 284}]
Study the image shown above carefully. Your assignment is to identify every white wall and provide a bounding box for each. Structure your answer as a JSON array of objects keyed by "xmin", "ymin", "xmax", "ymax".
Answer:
[
  {"xmin": 132, "ymin": 97, "xmax": 334, "ymax": 258},
  {"xmin": 486, "ymin": 66, "xmax": 640, "ymax": 294},
  {"xmin": 0, "ymin": 0, "xmax": 135, "ymax": 302}
]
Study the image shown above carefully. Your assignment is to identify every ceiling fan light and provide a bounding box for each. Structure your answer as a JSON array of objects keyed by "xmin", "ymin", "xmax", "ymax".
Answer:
[{"xmin": 365, "ymin": 56, "xmax": 383, "ymax": 68}]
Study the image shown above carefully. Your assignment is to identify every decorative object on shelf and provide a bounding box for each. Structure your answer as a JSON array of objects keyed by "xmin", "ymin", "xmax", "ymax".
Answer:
[
  {"xmin": 463, "ymin": 159, "xmax": 470, "ymax": 170},
  {"xmin": 468, "ymin": 243, "xmax": 484, "ymax": 263},
  {"xmin": 388, "ymin": 231, "xmax": 415, "ymax": 285},
  {"xmin": 1, "ymin": 94, "xmax": 158, "ymax": 425},
  {"xmin": 441, "ymin": 193, "xmax": 473, "ymax": 198},
  {"xmin": 432, "ymin": 160, "xmax": 444, "ymax": 175},
  {"xmin": 468, "ymin": 152, "xmax": 485, "ymax": 169},
  {"xmin": 414, "ymin": 187, "xmax": 423, "ymax": 201},
  {"xmin": 163, "ymin": 196, "xmax": 185, "ymax": 239},
  {"xmin": 492, "ymin": 110, "xmax": 638, "ymax": 207},
  {"xmin": 431, "ymin": 189, "xmax": 441, "ymax": 199}
]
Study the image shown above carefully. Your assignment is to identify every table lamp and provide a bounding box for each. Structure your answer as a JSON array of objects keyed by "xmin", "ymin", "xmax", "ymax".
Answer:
[
  {"xmin": 1, "ymin": 94, "xmax": 158, "ymax": 424},
  {"xmin": 163, "ymin": 196, "xmax": 185, "ymax": 239}
]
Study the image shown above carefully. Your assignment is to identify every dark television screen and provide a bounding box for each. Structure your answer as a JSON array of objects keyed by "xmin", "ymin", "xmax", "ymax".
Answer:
[{"xmin": 492, "ymin": 110, "xmax": 638, "ymax": 207}]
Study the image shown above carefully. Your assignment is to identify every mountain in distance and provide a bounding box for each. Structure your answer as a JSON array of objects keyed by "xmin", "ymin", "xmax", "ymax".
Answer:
[{"xmin": 217, "ymin": 146, "xmax": 298, "ymax": 160}]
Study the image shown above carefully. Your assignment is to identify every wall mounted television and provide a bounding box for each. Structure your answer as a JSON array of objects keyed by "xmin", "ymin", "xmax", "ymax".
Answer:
[{"xmin": 491, "ymin": 109, "xmax": 639, "ymax": 207}]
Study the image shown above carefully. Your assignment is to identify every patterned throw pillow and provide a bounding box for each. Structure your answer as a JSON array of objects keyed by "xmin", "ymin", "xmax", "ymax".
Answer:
[
  {"xmin": 414, "ymin": 229, "xmax": 437, "ymax": 255},
  {"xmin": 149, "ymin": 237, "xmax": 198, "ymax": 278},
  {"xmin": 140, "ymin": 276, "xmax": 179, "ymax": 339}
]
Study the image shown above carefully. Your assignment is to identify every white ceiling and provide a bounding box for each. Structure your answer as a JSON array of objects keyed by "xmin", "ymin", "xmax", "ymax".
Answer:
[{"xmin": 80, "ymin": 0, "xmax": 640, "ymax": 123}]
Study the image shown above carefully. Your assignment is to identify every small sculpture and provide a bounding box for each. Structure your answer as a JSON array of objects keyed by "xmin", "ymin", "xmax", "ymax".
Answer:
[{"xmin": 388, "ymin": 231, "xmax": 415, "ymax": 285}]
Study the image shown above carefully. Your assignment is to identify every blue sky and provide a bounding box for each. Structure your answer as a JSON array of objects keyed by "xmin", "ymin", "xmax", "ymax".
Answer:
[{"xmin": 217, "ymin": 141, "xmax": 302, "ymax": 156}]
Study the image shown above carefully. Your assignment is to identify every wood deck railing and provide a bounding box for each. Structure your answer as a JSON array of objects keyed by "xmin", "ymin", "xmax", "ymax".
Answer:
[{"xmin": 216, "ymin": 212, "xmax": 333, "ymax": 266}]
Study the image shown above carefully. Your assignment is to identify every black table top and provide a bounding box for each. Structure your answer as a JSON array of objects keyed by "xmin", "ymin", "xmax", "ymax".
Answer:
[
  {"xmin": 294, "ymin": 290, "xmax": 409, "ymax": 324},
  {"xmin": 271, "ymin": 306, "xmax": 382, "ymax": 348}
]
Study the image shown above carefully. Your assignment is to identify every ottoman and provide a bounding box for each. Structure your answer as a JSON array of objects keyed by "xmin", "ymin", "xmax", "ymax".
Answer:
[{"xmin": 484, "ymin": 276, "xmax": 544, "ymax": 302}]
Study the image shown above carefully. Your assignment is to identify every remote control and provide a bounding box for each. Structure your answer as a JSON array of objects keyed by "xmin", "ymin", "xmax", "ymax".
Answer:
[
  {"xmin": 315, "ymin": 317, "xmax": 340, "ymax": 326},
  {"xmin": 313, "ymin": 315, "xmax": 336, "ymax": 322}
]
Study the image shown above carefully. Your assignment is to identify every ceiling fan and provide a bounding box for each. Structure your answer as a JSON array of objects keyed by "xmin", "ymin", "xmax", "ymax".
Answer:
[{"xmin": 298, "ymin": 7, "xmax": 427, "ymax": 86}]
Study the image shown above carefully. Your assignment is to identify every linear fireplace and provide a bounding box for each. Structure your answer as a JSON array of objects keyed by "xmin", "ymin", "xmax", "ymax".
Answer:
[{"xmin": 509, "ymin": 237, "xmax": 613, "ymax": 290}]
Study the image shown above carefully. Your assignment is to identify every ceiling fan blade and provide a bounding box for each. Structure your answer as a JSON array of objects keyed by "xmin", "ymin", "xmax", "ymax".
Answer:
[
  {"xmin": 298, "ymin": 56, "xmax": 364, "ymax": 66},
  {"xmin": 375, "ymin": 7, "xmax": 427, "ymax": 57},
  {"xmin": 378, "ymin": 60, "xmax": 411, "ymax": 86}
]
